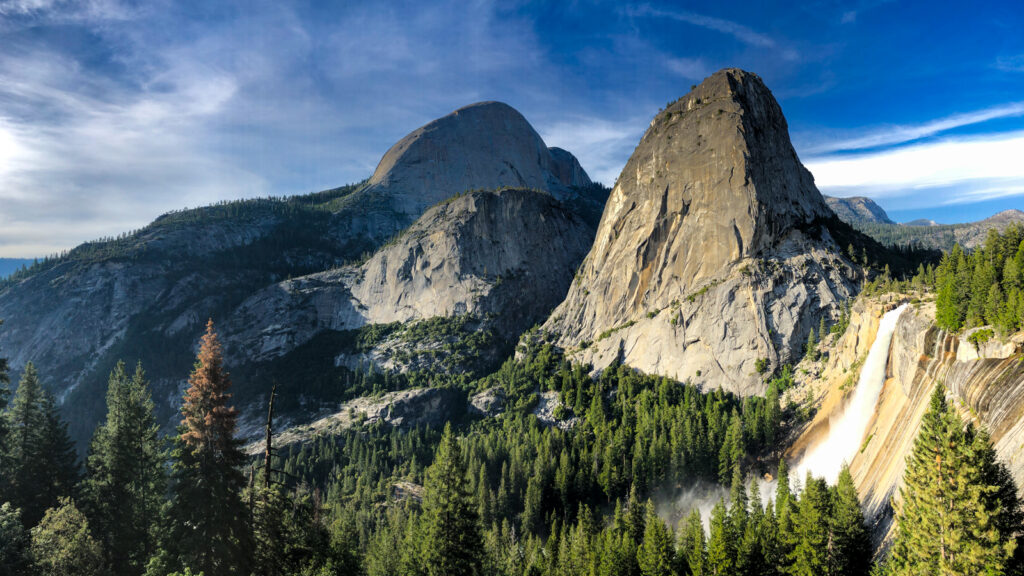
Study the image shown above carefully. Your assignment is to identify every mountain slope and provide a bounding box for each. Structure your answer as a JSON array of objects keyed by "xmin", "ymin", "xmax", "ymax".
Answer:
[
  {"xmin": 223, "ymin": 188, "xmax": 595, "ymax": 372},
  {"xmin": 824, "ymin": 195, "xmax": 894, "ymax": 224},
  {"xmin": 543, "ymin": 69, "xmax": 863, "ymax": 395},
  {"xmin": 0, "ymin": 103, "xmax": 598, "ymax": 446}
]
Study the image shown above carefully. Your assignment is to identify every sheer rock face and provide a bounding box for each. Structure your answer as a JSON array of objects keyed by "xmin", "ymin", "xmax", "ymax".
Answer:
[
  {"xmin": 344, "ymin": 101, "xmax": 592, "ymax": 242},
  {"xmin": 225, "ymin": 188, "xmax": 593, "ymax": 364},
  {"xmin": 543, "ymin": 68, "xmax": 860, "ymax": 396}
]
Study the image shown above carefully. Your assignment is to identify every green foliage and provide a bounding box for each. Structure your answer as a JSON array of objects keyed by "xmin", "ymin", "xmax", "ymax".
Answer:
[
  {"xmin": 3, "ymin": 364, "xmax": 80, "ymax": 528},
  {"xmin": 830, "ymin": 465, "xmax": 872, "ymax": 576},
  {"xmin": 0, "ymin": 503, "xmax": 31, "ymax": 576},
  {"xmin": 420, "ymin": 424, "xmax": 484, "ymax": 576},
  {"xmin": 805, "ymin": 328, "xmax": 819, "ymax": 362},
  {"xmin": 81, "ymin": 362, "xmax": 165, "ymax": 576},
  {"xmin": 755, "ymin": 357, "xmax": 770, "ymax": 374},
  {"xmin": 968, "ymin": 327, "xmax": 996, "ymax": 348},
  {"xmin": 636, "ymin": 501, "xmax": 674, "ymax": 576},
  {"xmin": 597, "ymin": 320, "xmax": 637, "ymax": 341},
  {"xmin": 887, "ymin": 386, "xmax": 1024, "ymax": 575},
  {"xmin": 29, "ymin": 498, "xmax": 104, "ymax": 576},
  {"xmin": 922, "ymin": 226, "xmax": 1024, "ymax": 334}
]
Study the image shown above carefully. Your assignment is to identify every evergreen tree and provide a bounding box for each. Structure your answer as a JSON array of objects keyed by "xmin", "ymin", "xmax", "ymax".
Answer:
[
  {"xmin": 805, "ymin": 328, "xmax": 818, "ymax": 361},
  {"xmin": 0, "ymin": 321, "xmax": 9, "ymax": 503},
  {"xmin": 679, "ymin": 509, "xmax": 706, "ymax": 576},
  {"xmin": 637, "ymin": 501, "xmax": 674, "ymax": 576},
  {"xmin": 83, "ymin": 362, "xmax": 165, "ymax": 576},
  {"xmin": 421, "ymin": 423, "xmax": 485, "ymax": 576},
  {"xmin": 4, "ymin": 363, "xmax": 79, "ymax": 527},
  {"xmin": 30, "ymin": 497, "xmax": 104, "ymax": 576},
  {"xmin": 789, "ymin": 472, "xmax": 830, "ymax": 576},
  {"xmin": 162, "ymin": 320, "xmax": 251, "ymax": 576},
  {"xmin": 828, "ymin": 465, "xmax": 871, "ymax": 576},
  {"xmin": 888, "ymin": 385, "xmax": 1022, "ymax": 575},
  {"xmin": 707, "ymin": 499, "xmax": 734, "ymax": 576},
  {"xmin": 935, "ymin": 253, "xmax": 962, "ymax": 331},
  {"xmin": 0, "ymin": 502, "xmax": 31, "ymax": 576}
]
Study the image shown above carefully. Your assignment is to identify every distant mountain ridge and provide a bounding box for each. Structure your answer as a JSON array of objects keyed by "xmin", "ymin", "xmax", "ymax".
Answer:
[
  {"xmin": 824, "ymin": 195, "xmax": 895, "ymax": 224},
  {"xmin": 841, "ymin": 208, "xmax": 1024, "ymax": 251}
]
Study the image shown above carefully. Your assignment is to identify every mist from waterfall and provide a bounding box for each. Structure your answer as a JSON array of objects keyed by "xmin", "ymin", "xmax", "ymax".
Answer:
[{"xmin": 793, "ymin": 303, "xmax": 909, "ymax": 484}]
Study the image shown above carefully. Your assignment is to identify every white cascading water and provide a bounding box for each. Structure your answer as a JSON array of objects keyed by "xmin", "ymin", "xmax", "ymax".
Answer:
[{"xmin": 793, "ymin": 303, "xmax": 909, "ymax": 484}]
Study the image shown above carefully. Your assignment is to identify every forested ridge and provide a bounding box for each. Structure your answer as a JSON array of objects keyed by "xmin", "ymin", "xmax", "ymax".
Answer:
[
  {"xmin": 2, "ymin": 224, "xmax": 1024, "ymax": 576},
  {"xmin": 1, "ymin": 302, "xmax": 1022, "ymax": 576}
]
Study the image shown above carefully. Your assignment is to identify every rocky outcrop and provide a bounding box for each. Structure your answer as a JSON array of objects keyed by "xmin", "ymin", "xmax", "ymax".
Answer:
[
  {"xmin": 225, "ymin": 188, "xmax": 594, "ymax": 371},
  {"xmin": 789, "ymin": 296, "xmax": 1024, "ymax": 550},
  {"xmin": 338, "ymin": 101, "xmax": 594, "ymax": 244},
  {"xmin": 824, "ymin": 196, "xmax": 894, "ymax": 224},
  {"xmin": 248, "ymin": 387, "xmax": 464, "ymax": 454},
  {"xmin": 543, "ymin": 68, "xmax": 861, "ymax": 395}
]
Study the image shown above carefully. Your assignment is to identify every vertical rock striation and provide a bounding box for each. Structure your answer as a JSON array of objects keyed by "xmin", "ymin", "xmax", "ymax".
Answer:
[{"xmin": 543, "ymin": 68, "xmax": 860, "ymax": 395}]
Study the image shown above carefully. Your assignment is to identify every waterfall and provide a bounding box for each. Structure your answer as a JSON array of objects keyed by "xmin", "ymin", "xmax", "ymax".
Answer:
[{"xmin": 794, "ymin": 303, "xmax": 909, "ymax": 484}]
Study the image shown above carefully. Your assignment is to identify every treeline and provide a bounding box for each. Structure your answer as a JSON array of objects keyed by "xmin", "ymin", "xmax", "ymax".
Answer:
[
  {"xmin": 851, "ymin": 221, "xmax": 960, "ymax": 252},
  {"xmin": 3, "ymin": 315, "xmax": 1023, "ymax": 575},
  {"xmin": 927, "ymin": 226, "xmax": 1024, "ymax": 334},
  {"xmin": 0, "ymin": 180, "xmax": 366, "ymax": 291}
]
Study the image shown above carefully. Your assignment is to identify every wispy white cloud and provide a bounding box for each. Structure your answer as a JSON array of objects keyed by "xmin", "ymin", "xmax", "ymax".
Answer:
[
  {"xmin": 629, "ymin": 4, "xmax": 798, "ymax": 61},
  {"xmin": 665, "ymin": 57, "xmax": 712, "ymax": 81},
  {"xmin": 996, "ymin": 54, "xmax": 1024, "ymax": 73},
  {"xmin": 540, "ymin": 116, "xmax": 646, "ymax": 186},
  {"xmin": 805, "ymin": 131, "xmax": 1024, "ymax": 206},
  {"xmin": 805, "ymin": 102, "xmax": 1024, "ymax": 154},
  {"xmin": 0, "ymin": 0, "xmax": 559, "ymax": 256},
  {"xmin": 942, "ymin": 185, "xmax": 1024, "ymax": 205}
]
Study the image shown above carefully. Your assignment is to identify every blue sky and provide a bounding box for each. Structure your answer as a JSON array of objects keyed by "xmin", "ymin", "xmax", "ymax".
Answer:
[{"xmin": 1, "ymin": 0, "xmax": 1023, "ymax": 256}]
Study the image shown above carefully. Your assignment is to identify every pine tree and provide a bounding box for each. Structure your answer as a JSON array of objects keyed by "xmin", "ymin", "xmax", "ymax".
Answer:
[
  {"xmin": 935, "ymin": 253, "xmax": 962, "ymax": 331},
  {"xmin": 789, "ymin": 472, "xmax": 830, "ymax": 576},
  {"xmin": 4, "ymin": 363, "xmax": 79, "ymax": 527},
  {"xmin": 828, "ymin": 465, "xmax": 871, "ymax": 576},
  {"xmin": 637, "ymin": 501, "xmax": 674, "ymax": 576},
  {"xmin": 162, "ymin": 320, "xmax": 251, "ymax": 576},
  {"xmin": 707, "ymin": 499, "xmax": 734, "ymax": 576},
  {"xmin": 0, "ymin": 502, "xmax": 31, "ymax": 576},
  {"xmin": 737, "ymin": 478, "xmax": 768, "ymax": 576},
  {"xmin": 83, "ymin": 362, "xmax": 165, "ymax": 576},
  {"xmin": 805, "ymin": 328, "xmax": 818, "ymax": 362},
  {"xmin": 421, "ymin": 423, "xmax": 484, "ymax": 576},
  {"xmin": 679, "ymin": 509, "xmax": 706, "ymax": 576},
  {"xmin": 888, "ymin": 385, "xmax": 1022, "ymax": 575},
  {"xmin": 0, "ymin": 321, "xmax": 9, "ymax": 503}
]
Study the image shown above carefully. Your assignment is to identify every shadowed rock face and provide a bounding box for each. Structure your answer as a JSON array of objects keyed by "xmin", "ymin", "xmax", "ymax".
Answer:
[
  {"xmin": 543, "ymin": 68, "xmax": 859, "ymax": 395},
  {"xmin": 224, "ymin": 188, "xmax": 594, "ymax": 368}
]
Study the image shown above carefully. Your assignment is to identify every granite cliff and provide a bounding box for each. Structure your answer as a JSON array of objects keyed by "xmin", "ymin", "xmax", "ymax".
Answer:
[
  {"xmin": 223, "ymin": 187, "xmax": 595, "ymax": 372},
  {"xmin": 543, "ymin": 69, "xmax": 862, "ymax": 395},
  {"xmin": 0, "ymin": 102, "xmax": 600, "ymax": 445},
  {"xmin": 788, "ymin": 296, "xmax": 1024, "ymax": 551}
]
